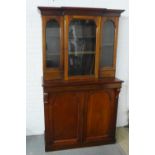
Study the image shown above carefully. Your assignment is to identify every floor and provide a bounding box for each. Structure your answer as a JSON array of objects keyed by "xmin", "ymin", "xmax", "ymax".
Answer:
[
  {"xmin": 116, "ymin": 127, "xmax": 129, "ymax": 155},
  {"xmin": 26, "ymin": 127, "xmax": 129, "ymax": 155}
]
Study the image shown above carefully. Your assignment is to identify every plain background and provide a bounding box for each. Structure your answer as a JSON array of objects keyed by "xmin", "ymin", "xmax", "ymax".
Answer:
[
  {"xmin": 26, "ymin": 0, "xmax": 129, "ymax": 136},
  {"xmin": 0, "ymin": 0, "xmax": 155, "ymax": 155}
]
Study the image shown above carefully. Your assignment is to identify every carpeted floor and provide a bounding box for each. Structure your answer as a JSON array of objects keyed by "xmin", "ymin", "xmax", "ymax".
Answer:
[{"xmin": 26, "ymin": 134, "xmax": 126, "ymax": 155}]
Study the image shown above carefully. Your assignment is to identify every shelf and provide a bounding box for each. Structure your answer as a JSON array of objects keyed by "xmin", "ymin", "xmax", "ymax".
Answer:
[
  {"xmin": 46, "ymin": 53, "xmax": 60, "ymax": 56},
  {"xmin": 47, "ymin": 36, "xmax": 60, "ymax": 38},
  {"xmin": 69, "ymin": 51, "xmax": 95, "ymax": 55},
  {"xmin": 102, "ymin": 43, "xmax": 114, "ymax": 46},
  {"xmin": 69, "ymin": 36, "xmax": 95, "ymax": 39}
]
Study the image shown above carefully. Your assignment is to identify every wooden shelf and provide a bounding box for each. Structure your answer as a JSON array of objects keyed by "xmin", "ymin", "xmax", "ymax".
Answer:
[
  {"xmin": 46, "ymin": 53, "xmax": 60, "ymax": 56},
  {"xmin": 102, "ymin": 43, "xmax": 114, "ymax": 46},
  {"xmin": 47, "ymin": 36, "xmax": 60, "ymax": 38},
  {"xmin": 69, "ymin": 36, "xmax": 95, "ymax": 39},
  {"xmin": 69, "ymin": 51, "xmax": 95, "ymax": 55}
]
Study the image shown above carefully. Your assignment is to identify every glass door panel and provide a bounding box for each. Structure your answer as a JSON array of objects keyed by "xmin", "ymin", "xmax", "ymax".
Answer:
[
  {"xmin": 100, "ymin": 20, "xmax": 115, "ymax": 68},
  {"xmin": 46, "ymin": 19, "xmax": 60, "ymax": 68},
  {"xmin": 68, "ymin": 19, "xmax": 96, "ymax": 76}
]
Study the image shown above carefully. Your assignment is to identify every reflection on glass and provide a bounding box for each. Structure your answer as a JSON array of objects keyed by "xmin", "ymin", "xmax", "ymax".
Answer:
[
  {"xmin": 100, "ymin": 20, "xmax": 115, "ymax": 67},
  {"xmin": 46, "ymin": 19, "xmax": 60, "ymax": 68},
  {"xmin": 68, "ymin": 20, "xmax": 96, "ymax": 76}
]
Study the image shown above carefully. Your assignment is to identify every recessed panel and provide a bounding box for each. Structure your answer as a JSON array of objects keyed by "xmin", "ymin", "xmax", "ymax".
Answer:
[{"xmin": 49, "ymin": 92, "xmax": 83, "ymax": 142}]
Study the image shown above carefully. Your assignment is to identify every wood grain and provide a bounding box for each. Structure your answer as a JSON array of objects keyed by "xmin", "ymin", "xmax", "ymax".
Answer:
[
  {"xmin": 39, "ymin": 7, "xmax": 124, "ymax": 151},
  {"xmin": 43, "ymin": 79, "xmax": 123, "ymax": 151},
  {"xmin": 38, "ymin": 7, "xmax": 124, "ymax": 16}
]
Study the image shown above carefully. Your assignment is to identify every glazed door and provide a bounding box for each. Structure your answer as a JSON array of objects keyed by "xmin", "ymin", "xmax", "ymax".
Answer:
[
  {"xmin": 99, "ymin": 17, "xmax": 119, "ymax": 78},
  {"xmin": 42, "ymin": 16, "xmax": 64, "ymax": 80},
  {"xmin": 44, "ymin": 91, "xmax": 84, "ymax": 150},
  {"xmin": 83, "ymin": 89, "xmax": 116, "ymax": 144},
  {"xmin": 64, "ymin": 16, "xmax": 101, "ymax": 80}
]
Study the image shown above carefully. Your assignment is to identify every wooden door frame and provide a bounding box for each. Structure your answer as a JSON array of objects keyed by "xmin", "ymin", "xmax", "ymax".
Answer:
[
  {"xmin": 99, "ymin": 16, "xmax": 119, "ymax": 78},
  {"xmin": 42, "ymin": 15, "xmax": 64, "ymax": 80},
  {"xmin": 64, "ymin": 15, "xmax": 101, "ymax": 80}
]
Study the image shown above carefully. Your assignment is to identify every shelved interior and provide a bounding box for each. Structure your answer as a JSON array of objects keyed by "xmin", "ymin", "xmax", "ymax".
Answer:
[
  {"xmin": 100, "ymin": 20, "xmax": 115, "ymax": 68},
  {"xmin": 68, "ymin": 19, "xmax": 96, "ymax": 76},
  {"xmin": 44, "ymin": 16, "xmax": 117, "ymax": 79},
  {"xmin": 46, "ymin": 19, "xmax": 60, "ymax": 68}
]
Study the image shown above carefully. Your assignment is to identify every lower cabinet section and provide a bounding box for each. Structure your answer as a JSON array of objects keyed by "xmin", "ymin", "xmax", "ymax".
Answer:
[{"xmin": 44, "ymin": 83, "xmax": 121, "ymax": 151}]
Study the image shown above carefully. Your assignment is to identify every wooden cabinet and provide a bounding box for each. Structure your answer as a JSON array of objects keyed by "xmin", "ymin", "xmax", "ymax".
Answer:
[{"xmin": 38, "ymin": 7, "xmax": 124, "ymax": 151}]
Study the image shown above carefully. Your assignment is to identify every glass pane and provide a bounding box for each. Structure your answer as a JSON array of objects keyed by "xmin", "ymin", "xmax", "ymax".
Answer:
[
  {"xmin": 68, "ymin": 19, "xmax": 96, "ymax": 76},
  {"xmin": 46, "ymin": 19, "xmax": 60, "ymax": 68},
  {"xmin": 100, "ymin": 20, "xmax": 115, "ymax": 67}
]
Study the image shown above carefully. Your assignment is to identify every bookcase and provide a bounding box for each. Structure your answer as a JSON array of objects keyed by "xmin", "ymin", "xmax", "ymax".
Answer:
[{"xmin": 38, "ymin": 7, "xmax": 124, "ymax": 151}]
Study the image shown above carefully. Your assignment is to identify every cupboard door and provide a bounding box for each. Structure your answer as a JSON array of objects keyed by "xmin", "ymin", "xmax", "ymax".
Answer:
[
  {"xmin": 83, "ymin": 89, "xmax": 116, "ymax": 144},
  {"xmin": 64, "ymin": 16, "xmax": 100, "ymax": 80},
  {"xmin": 45, "ymin": 91, "xmax": 84, "ymax": 150},
  {"xmin": 42, "ymin": 16, "xmax": 64, "ymax": 80},
  {"xmin": 99, "ymin": 17, "xmax": 119, "ymax": 78}
]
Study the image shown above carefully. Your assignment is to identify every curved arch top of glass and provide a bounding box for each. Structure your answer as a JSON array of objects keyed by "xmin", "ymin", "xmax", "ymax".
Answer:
[
  {"xmin": 100, "ymin": 20, "xmax": 115, "ymax": 68},
  {"xmin": 46, "ymin": 19, "xmax": 60, "ymax": 68},
  {"xmin": 68, "ymin": 19, "xmax": 96, "ymax": 76}
]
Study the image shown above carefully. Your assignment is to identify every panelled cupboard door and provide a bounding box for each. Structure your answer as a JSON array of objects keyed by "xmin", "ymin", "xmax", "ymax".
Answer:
[
  {"xmin": 64, "ymin": 15, "xmax": 101, "ymax": 80},
  {"xmin": 44, "ymin": 91, "xmax": 84, "ymax": 150},
  {"xmin": 42, "ymin": 16, "xmax": 64, "ymax": 80},
  {"xmin": 83, "ymin": 89, "xmax": 116, "ymax": 144}
]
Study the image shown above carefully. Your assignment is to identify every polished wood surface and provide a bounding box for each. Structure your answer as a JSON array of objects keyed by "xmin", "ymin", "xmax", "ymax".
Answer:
[
  {"xmin": 43, "ymin": 79, "xmax": 122, "ymax": 151},
  {"xmin": 45, "ymin": 92, "xmax": 85, "ymax": 150},
  {"xmin": 38, "ymin": 7, "xmax": 124, "ymax": 151},
  {"xmin": 83, "ymin": 90, "xmax": 116, "ymax": 143},
  {"xmin": 95, "ymin": 16, "xmax": 101, "ymax": 79},
  {"xmin": 38, "ymin": 7, "xmax": 124, "ymax": 16}
]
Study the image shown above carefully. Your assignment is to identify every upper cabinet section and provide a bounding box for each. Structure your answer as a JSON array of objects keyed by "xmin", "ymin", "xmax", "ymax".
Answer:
[{"xmin": 38, "ymin": 7, "xmax": 124, "ymax": 81}]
